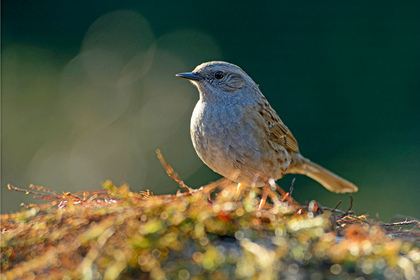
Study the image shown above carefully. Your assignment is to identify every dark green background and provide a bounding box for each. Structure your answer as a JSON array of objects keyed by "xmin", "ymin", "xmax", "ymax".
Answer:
[{"xmin": 2, "ymin": 1, "xmax": 419, "ymax": 220}]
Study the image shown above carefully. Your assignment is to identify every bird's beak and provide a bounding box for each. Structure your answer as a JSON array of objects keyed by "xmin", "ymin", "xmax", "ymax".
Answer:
[{"xmin": 176, "ymin": 72, "xmax": 203, "ymax": 81}]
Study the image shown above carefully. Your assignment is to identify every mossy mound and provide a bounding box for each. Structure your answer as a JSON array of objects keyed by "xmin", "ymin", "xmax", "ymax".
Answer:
[{"xmin": 1, "ymin": 179, "xmax": 419, "ymax": 280}]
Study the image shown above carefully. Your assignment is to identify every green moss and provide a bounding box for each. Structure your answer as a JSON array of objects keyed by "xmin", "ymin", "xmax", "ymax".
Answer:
[{"xmin": 1, "ymin": 180, "xmax": 419, "ymax": 279}]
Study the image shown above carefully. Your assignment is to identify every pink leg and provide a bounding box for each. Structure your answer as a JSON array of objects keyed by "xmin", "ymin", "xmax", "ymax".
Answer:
[
  {"xmin": 258, "ymin": 185, "xmax": 269, "ymax": 210},
  {"xmin": 235, "ymin": 183, "xmax": 243, "ymax": 202}
]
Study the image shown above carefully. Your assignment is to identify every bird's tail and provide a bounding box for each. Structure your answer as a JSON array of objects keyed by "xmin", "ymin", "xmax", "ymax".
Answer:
[{"xmin": 288, "ymin": 155, "xmax": 358, "ymax": 193}]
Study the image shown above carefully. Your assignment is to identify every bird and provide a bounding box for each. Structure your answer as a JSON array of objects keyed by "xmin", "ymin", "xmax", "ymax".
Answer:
[{"xmin": 176, "ymin": 61, "xmax": 358, "ymax": 209}]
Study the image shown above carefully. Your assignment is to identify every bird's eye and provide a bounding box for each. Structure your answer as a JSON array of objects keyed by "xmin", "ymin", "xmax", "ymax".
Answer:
[{"xmin": 214, "ymin": 71, "xmax": 224, "ymax": 79}]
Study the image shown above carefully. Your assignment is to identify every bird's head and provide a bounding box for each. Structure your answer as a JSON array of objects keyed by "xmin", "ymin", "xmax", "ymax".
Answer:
[{"xmin": 176, "ymin": 61, "xmax": 258, "ymax": 102}]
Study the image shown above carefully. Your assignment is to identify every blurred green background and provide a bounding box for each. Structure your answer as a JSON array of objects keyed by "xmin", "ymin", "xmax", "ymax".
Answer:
[{"xmin": 2, "ymin": 1, "xmax": 419, "ymax": 220}]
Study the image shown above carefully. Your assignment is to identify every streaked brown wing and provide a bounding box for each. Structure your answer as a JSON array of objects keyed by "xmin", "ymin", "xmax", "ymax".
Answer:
[{"xmin": 259, "ymin": 102, "xmax": 299, "ymax": 153}]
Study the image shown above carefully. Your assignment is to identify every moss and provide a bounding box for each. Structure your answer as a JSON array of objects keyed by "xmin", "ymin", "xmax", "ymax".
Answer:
[{"xmin": 1, "ymin": 177, "xmax": 419, "ymax": 279}]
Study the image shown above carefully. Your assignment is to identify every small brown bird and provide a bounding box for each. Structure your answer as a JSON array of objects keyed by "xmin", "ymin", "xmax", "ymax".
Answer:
[{"xmin": 177, "ymin": 61, "xmax": 358, "ymax": 208}]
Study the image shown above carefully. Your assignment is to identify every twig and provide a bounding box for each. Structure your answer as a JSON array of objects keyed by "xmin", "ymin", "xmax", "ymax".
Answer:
[
  {"xmin": 156, "ymin": 149, "xmax": 195, "ymax": 194},
  {"xmin": 344, "ymin": 195, "xmax": 353, "ymax": 216},
  {"xmin": 331, "ymin": 200, "xmax": 342, "ymax": 212},
  {"xmin": 29, "ymin": 184, "xmax": 62, "ymax": 197},
  {"xmin": 7, "ymin": 184, "xmax": 61, "ymax": 202},
  {"xmin": 381, "ymin": 220, "xmax": 420, "ymax": 227},
  {"xmin": 289, "ymin": 178, "xmax": 295, "ymax": 196}
]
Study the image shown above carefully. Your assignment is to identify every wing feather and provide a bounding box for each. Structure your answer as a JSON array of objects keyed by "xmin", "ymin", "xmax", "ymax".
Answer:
[{"xmin": 258, "ymin": 100, "xmax": 299, "ymax": 153}]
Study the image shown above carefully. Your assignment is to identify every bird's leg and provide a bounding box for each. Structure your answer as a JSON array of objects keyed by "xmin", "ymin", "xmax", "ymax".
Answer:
[
  {"xmin": 235, "ymin": 183, "xmax": 243, "ymax": 202},
  {"xmin": 258, "ymin": 184, "xmax": 269, "ymax": 211},
  {"xmin": 266, "ymin": 178, "xmax": 281, "ymax": 205}
]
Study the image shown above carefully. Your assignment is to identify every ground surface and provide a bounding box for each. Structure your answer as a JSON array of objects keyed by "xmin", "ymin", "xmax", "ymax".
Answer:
[{"xmin": 1, "ymin": 155, "xmax": 420, "ymax": 279}]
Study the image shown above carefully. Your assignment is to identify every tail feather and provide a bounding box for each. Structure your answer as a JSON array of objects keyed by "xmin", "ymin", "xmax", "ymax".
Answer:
[{"xmin": 288, "ymin": 157, "xmax": 358, "ymax": 193}]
